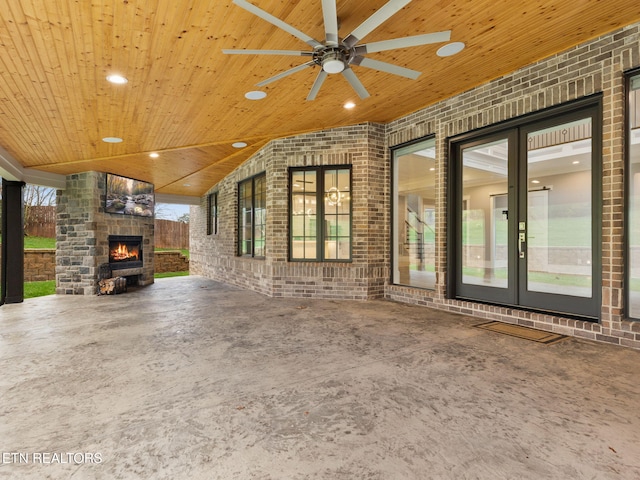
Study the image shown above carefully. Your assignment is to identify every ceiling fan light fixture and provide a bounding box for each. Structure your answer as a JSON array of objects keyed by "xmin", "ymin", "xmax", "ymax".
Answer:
[{"xmin": 322, "ymin": 51, "xmax": 345, "ymax": 74}]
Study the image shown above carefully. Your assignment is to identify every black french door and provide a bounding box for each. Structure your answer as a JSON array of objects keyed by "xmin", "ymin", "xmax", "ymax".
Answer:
[{"xmin": 449, "ymin": 98, "xmax": 602, "ymax": 319}]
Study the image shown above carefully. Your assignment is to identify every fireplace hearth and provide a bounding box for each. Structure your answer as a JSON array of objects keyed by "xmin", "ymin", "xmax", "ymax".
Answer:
[{"xmin": 108, "ymin": 235, "xmax": 143, "ymax": 270}]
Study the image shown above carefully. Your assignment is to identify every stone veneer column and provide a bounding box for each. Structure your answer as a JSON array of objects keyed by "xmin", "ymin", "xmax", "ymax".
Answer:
[{"xmin": 56, "ymin": 172, "xmax": 155, "ymax": 295}]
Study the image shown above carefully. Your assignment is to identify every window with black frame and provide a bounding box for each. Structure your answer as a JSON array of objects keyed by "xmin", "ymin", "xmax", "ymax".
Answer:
[
  {"xmin": 238, "ymin": 174, "xmax": 266, "ymax": 257},
  {"xmin": 207, "ymin": 191, "xmax": 218, "ymax": 235},
  {"xmin": 290, "ymin": 166, "xmax": 351, "ymax": 261},
  {"xmin": 627, "ymin": 71, "xmax": 640, "ymax": 319}
]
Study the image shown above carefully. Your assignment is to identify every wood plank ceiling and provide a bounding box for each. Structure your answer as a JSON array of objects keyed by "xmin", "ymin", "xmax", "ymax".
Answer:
[{"xmin": 0, "ymin": 0, "xmax": 638, "ymax": 197}]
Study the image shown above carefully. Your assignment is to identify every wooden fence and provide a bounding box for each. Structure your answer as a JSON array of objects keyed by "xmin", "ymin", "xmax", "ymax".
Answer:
[
  {"xmin": 22, "ymin": 206, "xmax": 189, "ymax": 250},
  {"xmin": 155, "ymin": 219, "xmax": 189, "ymax": 249},
  {"xmin": 25, "ymin": 206, "xmax": 56, "ymax": 237}
]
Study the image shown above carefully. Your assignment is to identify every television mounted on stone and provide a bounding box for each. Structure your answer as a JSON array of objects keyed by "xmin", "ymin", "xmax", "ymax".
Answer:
[{"xmin": 105, "ymin": 173, "xmax": 155, "ymax": 217}]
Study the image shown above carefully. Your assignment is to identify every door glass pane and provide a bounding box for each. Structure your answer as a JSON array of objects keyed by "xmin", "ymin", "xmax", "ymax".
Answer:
[
  {"xmin": 0, "ymin": 177, "xmax": 2, "ymax": 299},
  {"xmin": 392, "ymin": 139, "xmax": 436, "ymax": 288},
  {"xmin": 628, "ymin": 75, "xmax": 640, "ymax": 317},
  {"xmin": 461, "ymin": 139, "xmax": 509, "ymax": 288},
  {"xmin": 526, "ymin": 118, "xmax": 592, "ymax": 297}
]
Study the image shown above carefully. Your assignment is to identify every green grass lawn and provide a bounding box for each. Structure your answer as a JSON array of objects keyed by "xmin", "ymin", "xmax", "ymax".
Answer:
[
  {"xmin": 24, "ymin": 280, "xmax": 56, "ymax": 298},
  {"xmin": 462, "ymin": 216, "xmax": 591, "ymax": 247},
  {"xmin": 155, "ymin": 271, "xmax": 189, "ymax": 278},
  {"xmin": 24, "ymin": 236, "xmax": 56, "ymax": 249},
  {"xmin": 24, "ymin": 271, "xmax": 189, "ymax": 299}
]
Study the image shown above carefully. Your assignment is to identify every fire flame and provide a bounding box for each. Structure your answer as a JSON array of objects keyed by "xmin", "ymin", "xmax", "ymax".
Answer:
[{"xmin": 111, "ymin": 243, "xmax": 139, "ymax": 261}]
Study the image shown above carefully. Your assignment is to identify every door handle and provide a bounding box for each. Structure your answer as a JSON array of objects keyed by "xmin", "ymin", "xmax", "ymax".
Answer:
[{"xmin": 518, "ymin": 233, "xmax": 526, "ymax": 258}]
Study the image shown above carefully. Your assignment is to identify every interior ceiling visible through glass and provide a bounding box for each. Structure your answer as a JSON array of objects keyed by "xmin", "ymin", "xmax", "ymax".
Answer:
[
  {"xmin": 398, "ymin": 153, "xmax": 435, "ymax": 197},
  {"xmin": 463, "ymin": 125, "xmax": 593, "ymax": 187}
]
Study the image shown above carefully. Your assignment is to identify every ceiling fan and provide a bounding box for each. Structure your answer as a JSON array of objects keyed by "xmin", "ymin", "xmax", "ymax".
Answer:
[{"xmin": 222, "ymin": 0, "xmax": 452, "ymax": 100}]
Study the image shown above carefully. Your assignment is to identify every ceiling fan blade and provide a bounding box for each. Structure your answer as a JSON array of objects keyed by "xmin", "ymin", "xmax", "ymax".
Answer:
[
  {"xmin": 343, "ymin": 0, "xmax": 412, "ymax": 48},
  {"xmin": 223, "ymin": 49, "xmax": 313, "ymax": 56},
  {"xmin": 341, "ymin": 68, "xmax": 370, "ymax": 99},
  {"xmin": 321, "ymin": 0, "xmax": 339, "ymax": 46},
  {"xmin": 233, "ymin": 0, "xmax": 322, "ymax": 49},
  {"xmin": 256, "ymin": 61, "xmax": 315, "ymax": 87},
  {"xmin": 351, "ymin": 56, "xmax": 421, "ymax": 80},
  {"xmin": 307, "ymin": 70, "xmax": 328, "ymax": 101},
  {"xmin": 355, "ymin": 31, "xmax": 451, "ymax": 54}
]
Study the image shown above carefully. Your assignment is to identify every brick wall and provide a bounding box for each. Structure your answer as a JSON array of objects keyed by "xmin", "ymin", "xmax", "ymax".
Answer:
[
  {"xmin": 0, "ymin": 250, "xmax": 55, "ymax": 282},
  {"xmin": 383, "ymin": 24, "xmax": 640, "ymax": 348},
  {"xmin": 190, "ymin": 23, "xmax": 640, "ymax": 349},
  {"xmin": 23, "ymin": 249, "xmax": 56, "ymax": 282},
  {"xmin": 154, "ymin": 251, "xmax": 189, "ymax": 273},
  {"xmin": 190, "ymin": 123, "xmax": 388, "ymax": 299},
  {"xmin": 20, "ymin": 250, "xmax": 188, "ymax": 282}
]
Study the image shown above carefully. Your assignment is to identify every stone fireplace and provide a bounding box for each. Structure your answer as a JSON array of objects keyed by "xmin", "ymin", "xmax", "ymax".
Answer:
[{"xmin": 56, "ymin": 172, "xmax": 154, "ymax": 295}]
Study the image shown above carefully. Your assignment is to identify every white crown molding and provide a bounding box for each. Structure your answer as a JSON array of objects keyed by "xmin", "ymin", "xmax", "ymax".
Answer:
[
  {"xmin": 1, "ymin": 147, "xmax": 201, "ymax": 198},
  {"xmin": 0, "ymin": 145, "xmax": 66, "ymax": 188},
  {"xmin": 0, "ymin": 145, "xmax": 24, "ymax": 181},
  {"xmin": 23, "ymin": 168, "xmax": 67, "ymax": 189}
]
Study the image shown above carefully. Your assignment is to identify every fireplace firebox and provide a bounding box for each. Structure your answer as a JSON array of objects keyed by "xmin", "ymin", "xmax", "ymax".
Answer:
[{"xmin": 108, "ymin": 235, "xmax": 143, "ymax": 270}]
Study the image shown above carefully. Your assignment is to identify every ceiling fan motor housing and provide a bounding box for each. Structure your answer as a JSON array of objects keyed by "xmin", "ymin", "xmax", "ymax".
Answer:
[{"xmin": 314, "ymin": 46, "xmax": 349, "ymax": 74}]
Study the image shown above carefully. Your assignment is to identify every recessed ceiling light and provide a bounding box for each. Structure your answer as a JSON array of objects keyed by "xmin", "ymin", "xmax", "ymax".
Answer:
[
  {"xmin": 344, "ymin": 101, "xmax": 356, "ymax": 109},
  {"xmin": 149, "ymin": 152, "xmax": 159, "ymax": 158},
  {"xmin": 429, "ymin": 167, "xmax": 435, "ymax": 171},
  {"xmin": 232, "ymin": 142, "xmax": 248, "ymax": 148},
  {"xmin": 106, "ymin": 74, "xmax": 128, "ymax": 84},
  {"xmin": 245, "ymin": 90, "xmax": 267, "ymax": 100},
  {"xmin": 437, "ymin": 42, "xmax": 465, "ymax": 57},
  {"xmin": 183, "ymin": 183, "xmax": 191, "ymax": 187},
  {"xmin": 102, "ymin": 137, "xmax": 123, "ymax": 143},
  {"xmin": 531, "ymin": 180, "xmax": 540, "ymax": 184},
  {"xmin": 572, "ymin": 160, "xmax": 580, "ymax": 165}
]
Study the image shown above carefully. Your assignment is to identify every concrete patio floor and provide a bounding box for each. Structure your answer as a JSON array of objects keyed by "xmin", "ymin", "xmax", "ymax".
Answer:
[{"xmin": 1, "ymin": 275, "xmax": 639, "ymax": 479}]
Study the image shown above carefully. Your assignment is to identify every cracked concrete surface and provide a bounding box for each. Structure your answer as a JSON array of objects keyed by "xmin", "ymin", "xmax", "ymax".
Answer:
[{"xmin": 1, "ymin": 276, "xmax": 639, "ymax": 479}]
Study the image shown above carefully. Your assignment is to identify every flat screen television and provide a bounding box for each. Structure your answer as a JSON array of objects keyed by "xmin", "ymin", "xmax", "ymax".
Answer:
[{"xmin": 105, "ymin": 173, "xmax": 155, "ymax": 217}]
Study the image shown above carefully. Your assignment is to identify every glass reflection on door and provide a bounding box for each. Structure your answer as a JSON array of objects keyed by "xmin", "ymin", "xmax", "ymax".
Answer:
[
  {"xmin": 392, "ymin": 139, "xmax": 436, "ymax": 289},
  {"xmin": 627, "ymin": 74, "xmax": 640, "ymax": 318},
  {"xmin": 525, "ymin": 118, "xmax": 592, "ymax": 298},
  {"xmin": 461, "ymin": 139, "xmax": 509, "ymax": 288}
]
